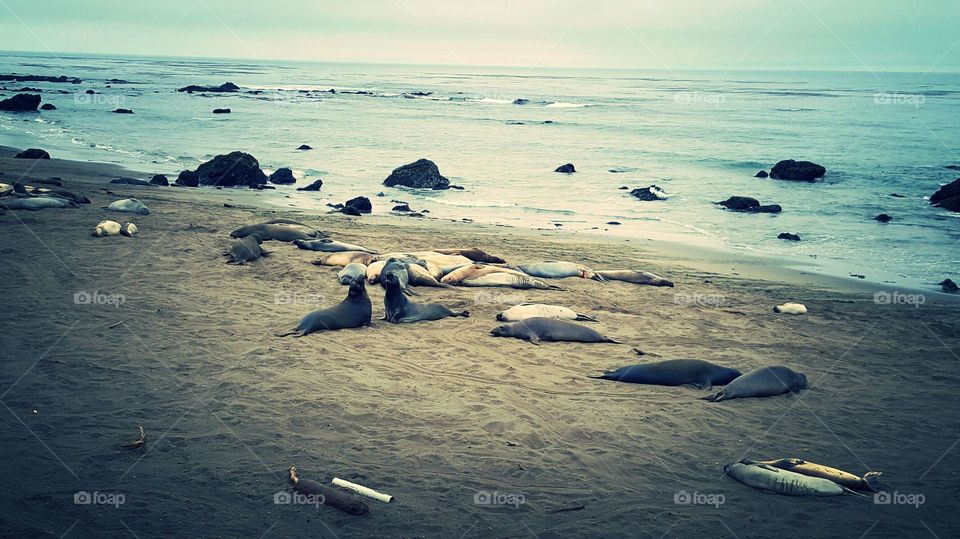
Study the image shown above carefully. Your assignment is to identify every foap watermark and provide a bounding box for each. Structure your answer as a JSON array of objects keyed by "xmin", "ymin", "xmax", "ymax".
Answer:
[
  {"xmin": 873, "ymin": 291, "xmax": 924, "ymax": 308},
  {"xmin": 473, "ymin": 490, "xmax": 526, "ymax": 508},
  {"xmin": 274, "ymin": 291, "xmax": 325, "ymax": 306},
  {"xmin": 74, "ymin": 290, "xmax": 125, "ymax": 307},
  {"xmin": 273, "ymin": 490, "xmax": 325, "ymax": 508},
  {"xmin": 674, "ymin": 292, "xmax": 725, "ymax": 308},
  {"xmin": 874, "ymin": 490, "xmax": 924, "ymax": 508},
  {"xmin": 74, "ymin": 490, "xmax": 125, "ymax": 508},
  {"xmin": 674, "ymin": 489, "xmax": 725, "ymax": 508},
  {"xmin": 473, "ymin": 290, "xmax": 525, "ymax": 306},
  {"xmin": 873, "ymin": 92, "xmax": 925, "ymax": 108},
  {"xmin": 673, "ymin": 92, "xmax": 726, "ymax": 107},
  {"xmin": 74, "ymin": 92, "xmax": 126, "ymax": 107}
]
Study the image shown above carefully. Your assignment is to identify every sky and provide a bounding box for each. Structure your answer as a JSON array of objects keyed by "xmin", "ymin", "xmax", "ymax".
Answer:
[{"xmin": 0, "ymin": 0, "xmax": 957, "ymax": 71}]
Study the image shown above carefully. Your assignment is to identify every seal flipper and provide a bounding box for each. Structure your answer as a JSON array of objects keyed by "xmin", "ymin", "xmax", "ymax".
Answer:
[
  {"xmin": 863, "ymin": 472, "xmax": 883, "ymax": 492},
  {"xmin": 275, "ymin": 329, "xmax": 303, "ymax": 338},
  {"xmin": 575, "ymin": 314, "xmax": 598, "ymax": 322},
  {"xmin": 527, "ymin": 333, "xmax": 541, "ymax": 345},
  {"xmin": 603, "ymin": 337, "xmax": 621, "ymax": 344},
  {"xmin": 692, "ymin": 380, "xmax": 713, "ymax": 390},
  {"xmin": 402, "ymin": 286, "xmax": 420, "ymax": 296},
  {"xmin": 454, "ymin": 310, "xmax": 470, "ymax": 318},
  {"xmin": 702, "ymin": 390, "xmax": 726, "ymax": 402}
]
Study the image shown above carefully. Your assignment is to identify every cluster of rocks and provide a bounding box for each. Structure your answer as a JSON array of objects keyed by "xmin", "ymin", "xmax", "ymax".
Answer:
[
  {"xmin": 177, "ymin": 82, "xmax": 240, "ymax": 93},
  {"xmin": 718, "ymin": 196, "xmax": 781, "ymax": 213},
  {"xmin": 0, "ymin": 93, "xmax": 41, "ymax": 111},
  {"xmin": 0, "ymin": 74, "xmax": 80, "ymax": 84},
  {"xmin": 328, "ymin": 196, "xmax": 371, "ymax": 216},
  {"xmin": 14, "ymin": 148, "xmax": 50, "ymax": 159},
  {"xmin": 930, "ymin": 178, "xmax": 960, "ymax": 212},
  {"xmin": 755, "ymin": 160, "xmax": 826, "ymax": 182}
]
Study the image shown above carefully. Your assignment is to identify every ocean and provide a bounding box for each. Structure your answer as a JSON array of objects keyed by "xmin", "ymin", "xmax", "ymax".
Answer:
[{"xmin": 1, "ymin": 51, "xmax": 958, "ymax": 288}]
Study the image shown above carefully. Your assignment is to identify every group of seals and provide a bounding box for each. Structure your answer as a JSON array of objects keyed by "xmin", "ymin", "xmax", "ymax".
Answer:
[
  {"xmin": 724, "ymin": 460, "xmax": 851, "ymax": 497},
  {"xmin": 92, "ymin": 220, "xmax": 138, "ymax": 237},
  {"xmin": 703, "ymin": 366, "xmax": 807, "ymax": 402}
]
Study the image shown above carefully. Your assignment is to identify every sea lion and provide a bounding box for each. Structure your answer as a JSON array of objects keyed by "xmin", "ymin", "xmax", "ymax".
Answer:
[
  {"xmin": 441, "ymin": 264, "xmax": 528, "ymax": 285},
  {"xmin": 774, "ymin": 302, "xmax": 807, "ymax": 314},
  {"xmin": 589, "ymin": 359, "xmax": 741, "ymax": 389},
  {"xmin": 224, "ymin": 233, "xmax": 270, "ymax": 264},
  {"xmin": 230, "ymin": 223, "xmax": 317, "ymax": 242},
  {"xmin": 120, "ymin": 222, "xmax": 138, "ymax": 237},
  {"xmin": 461, "ymin": 273, "xmax": 560, "ymax": 290},
  {"xmin": 758, "ymin": 458, "xmax": 882, "ymax": 492},
  {"xmin": 490, "ymin": 317, "xmax": 619, "ymax": 345},
  {"xmin": 92, "ymin": 220, "xmax": 122, "ymax": 237},
  {"xmin": 380, "ymin": 258, "xmax": 418, "ymax": 295},
  {"xmin": 105, "ymin": 198, "xmax": 150, "ymax": 215},
  {"xmin": 338, "ymin": 263, "xmax": 368, "ymax": 285},
  {"xmin": 518, "ymin": 261, "xmax": 604, "ymax": 281},
  {"xmin": 294, "ymin": 238, "xmax": 374, "ymax": 253},
  {"xmin": 433, "ymin": 248, "xmax": 506, "ymax": 263},
  {"xmin": 703, "ymin": 366, "xmax": 807, "ymax": 402},
  {"xmin": 383, "ymin": 272, "xmax": 468, "ymax": 323},
  {"xmin": 724, "ymin": 460, "xmax": 850, "ymax": 497},
  {"xmin": 595, "ymin": 270, "xmax": 673, "ymax": 287},
  {"xmin": 277, "ymin": 279, "xmax": 372, "ymax": 337},
  {"xmin": 313, "ymin": 251, "xmax": 378, "ymax": 267},
  {"xmin": 406, "ymin": 263, "xmax": 452, "ymax": 288},
  {"xmin": 496, "ymin": 303, "xmax": 596, "ymax": 322},
  {"xmin": 0, "ymin": 196, "xmax": 77, "ymax": 210}
]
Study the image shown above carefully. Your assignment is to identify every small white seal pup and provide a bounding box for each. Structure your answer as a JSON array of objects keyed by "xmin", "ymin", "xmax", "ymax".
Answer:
[
  {"xmin": 92, "ymin": 220, "xmax": 122, "ymax": 237},
  {"xmin": 496, "ymin": 304, "xmax": 596, "ymax": 322},
  {"xmin": 773, "ymin": 302, "xmax": 807, "ymax": 314},
  {"xmin": 105, "ymin": 198, "xmax": 150, "ymax": 215},
  {"xmin": 120, "ymin": 222, "xmax": 138, "ymax": 236}
]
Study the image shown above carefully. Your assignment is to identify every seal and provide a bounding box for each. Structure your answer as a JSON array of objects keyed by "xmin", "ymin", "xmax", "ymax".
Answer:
[
  {"xmin": 120, "ymin": 222, "xmax": 138, "ymax": 237},
  {"xmin": 703, "ymin": 365, "xmax": 807, "ymax": 402},
  {"xmin": 1, "ymin": 196, "xmax": 77, "ymax": 210},
  {"xmin": 595, "ymin": 270, "xmax": 673, "ymax": 287},
  {"xmin": 294, "ymin": 238, "xmax": 374, "ymax": 253},
  {"xmin": 461, "ymin": 273, "xmax": 560, "ymax": 290},
  {"xmin": 496, "ymin": 304, "xmax": 596, "ymax": 322},
  {"xmin": 338, "ymin": 263, "xmax": 368, "ymax": 285},
  {"xmin": 224, "ymin": 233, "xmax": 270, "ymax": 264},
  {"xmin": 383, "ymin": 272, "xmax": 469, "ymax": 323},
  {"xmin": 441, "ymin": 264, "xmax": 528, "ymax": 285},
  {"xmin": 433, "ymin": 248, "xmax": 506, "ymax": 263},
  {"xmin": 724, "ymin": 460, "xmax": 852, "ymax": 497},
  {"xmin": 757, "ymin": 458, "xmax": 881, "ymax": 492},
  {"xmin": 773, "ymin": 302, "xmax": 807, "ymax": 314},
  {"xmin": 92, "ymin": 220, "xmax": 122, "ymax": 237},
  {"xmin": 312, "ymin": 251, "xmax": 379, "ymax": 267},
  {"xmin": 380, "ymin": 251, "xmax": 473, "ymax": 273},
  {"xmin": 490, "ymin": 317, "xmax": 619, "ymax": 345},
  {"xmin": 366, "ymin": 259, "xmax": 387, "ymax": 283},
  {"xmin": 104, "ymin": 198, "xmax": 150, "ymax": 215},
  {"xmin": 277, "ymin": 279, "xmax": 372, "ymax": 337},
  {"xmin": 229, "ymin": 223, "xmax": 318, "ymax": 242},
  {"xmin": 517, "ymin": 261, "xmax": 605, "ymax": 281},
  {"xmin": 589, "ymin": 359, "xmax": 741, "ymax": 389},
  {"xmin": 380, "ymin": 257, "xmax": 418, "ymax": 295},
  {"xmin": 406, "ymin": 263, "xmax": 452, "ymax": 288}
]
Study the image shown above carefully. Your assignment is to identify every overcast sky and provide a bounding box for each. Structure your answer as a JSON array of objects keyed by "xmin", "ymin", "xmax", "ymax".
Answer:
[{"xmin": 0, "ymin": 0, "xmax": 957, "ymax": 71}]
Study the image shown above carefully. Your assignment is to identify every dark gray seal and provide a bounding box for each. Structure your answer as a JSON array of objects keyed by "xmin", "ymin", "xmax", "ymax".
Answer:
[
  {"xmin": 380, "ymin": 257, "xmax": 418, "ymax": 295},
  {"xmin": 704, "ymin": 365, "xmax": 807, "ymax": 402},
  {"xmin": 224, "ymin": 233, "xmax": 270, "ymax": 265},
  {"xmin": 277, "ymin": 279, "xmax": 372, "ymax": 337},
  {"xmin": 230, "ymin": 221, "xmax": 323, "ymax": 241},
  {"xmin": 490, "ymin": 317, "xmax": 620, "ymax": 345},
  {"xmin": 382, "ymin": 272, "xmax": 469, "ymax": 323},
  {"xmin": 589, "ymin": 359, "xmax": 742, "ymax": 389}
]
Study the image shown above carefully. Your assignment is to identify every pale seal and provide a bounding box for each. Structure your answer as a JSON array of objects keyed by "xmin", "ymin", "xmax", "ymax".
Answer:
[
  {"xmin": 758, "ymin": 459, "xmax": 881, "ymax": 492},
  {"xmin": 294, "ymin": 238, "xmax": 374, "ymax": 253},
  {"xmin": 496, "ymin": 304, "xmax": 596, "ymax": 322},
  {"xmin": 462, "ymin": 273, "xmax": 560, "ymax": 290},
  {"xmin": 490, "ymin": 317, "xmax": 619, "ymax": 345},
  {"xmin": 595, "ymin": 270, "xmax": 673, "ymax": 287},
  {"xmin": 517, "ymin": 261, "xmax": 604, "ymax": 281},
  {"xmin": 105, "ymin": 198, "xmax": 150, "ymax": 215},
  {"xmin": 312, "ymin": 251, "xmax": 379, "ymax": 267}
]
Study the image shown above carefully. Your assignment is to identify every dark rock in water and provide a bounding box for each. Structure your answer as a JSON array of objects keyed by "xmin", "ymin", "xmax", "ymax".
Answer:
[
  {"xmin": 297, "ymin": 144, "xmax": 312, "ymax": 150},
  {"xmin": 940, "ymin": 278, "xmax": 959, "ymax": 293},
  {"xmin": 112, "ymin": 108, "xmax": 134, "ymax": 114},
  {"xmin": 554, "ymin": 163, "xmax": 576, "ymax": 173},
  {"xmin": 342, "ymin": 206, "xmax": 362, "ymax": 216},
  {"xmin": 449, "ymin": 185, "xmax": 464, "ymax": 190},
  {"xmin": 769, "ymin": 159, "xmax": 826, "ymax": 182},
  {"xmin": 543, "ymin": 120, "xmax": 554, "ymax": 124},
  {"xmin": 0, "ymin": 93, "xmax": 40, "ymax": 111},
  {"xmin": 718, "ymin": 196, "xmax": 782, "ymax": 213},
  {"xmin": 755, "ymin": 170, "xmax": 768, "ymax": 178},
  {"xmin": 110, "ymin": 177, "xmax": 155, "ymax": 186},
  {"xmin": 177, "ymin": 82, "xmax": 240, "ymax": 93},
  {"xmin": 630, "ymin": 185, "xmax": 667, "ymax": 201},
  {"xmin": 930, "ymin": 178, "xmax": 960, "ymax": 212},
  {"xmin": 778, "ymin": 232, "xmax": 801, "ymax": 241},
  {"xmin": 875, "ymin": 213, "xmax": 893, "ymax": 222},
  {"xmin": 150, "ymin": 174, "xmax": 169, "ymax": 186},
  {"xmin": 408, "ymin": 212, "xmax": 424, "ymax": 218},
  {"xmin": 212, "ymin": 108, "xmax": 231, "ymax": 114},
  {"xmin": 268, "ymin": 167, "xmax": 296, "ymax": 184},
  {"xmin": 14, "ymin": 148, "xmax": 49, "ymax": 159},
  {"xmin": 175, "ymin": 170, "xmax": 199, "ymax": 187},
  {"xmin": 945, "ymin": 165, "xmax": 960, "ymax": 170},
  {"xmin": 249, "ymin": 184, "xmax": 275, "ymax": 190},
  {"xmin": 85, "ymin": 89, "xmax": 95, "ymax": 94},
  {"xmin": 297, "ymin": 178, "xmax": 323, "ymax": 191},
  {"xmin": 890, "ymin": 193, "xmax": 906, "ymax": 198},
  {"xmin": 40, "ymin": 103, "xmax": 56, "ymax": 110},
  {"xmin": 618, "ymin": 186, "xmax": 629, "ymax": 190},
  {"xmin": 406, "ymin": 91, "xmax": 432, "ymax": 97},
  {"xmin": 376, "ymin": 192, "xmax": 386, "ymax": 197},
  {"xmin": 383, "ymin": 158, "xmax": 450, "ymax": 189},
  {"xmin": 392, "ymin": 204, "xmax": 411, "ymax": 212},
  {"xmin": 513, "ymin": 98, "xmax": 529, "ymax": 105},
  {"xmin": 345, "ymin": 196, "xmax": 372, "ymax": 214},
  {"xmin": 190, "ymin": 151, "xmax": 267, "ymax": 187},
  {"xmin": 0, "ymin": 74, "xmax": 81, "ymax": 84},
  {"xmin": 607, "ymin": 221, "xmax": 621, "ymax": 225}
]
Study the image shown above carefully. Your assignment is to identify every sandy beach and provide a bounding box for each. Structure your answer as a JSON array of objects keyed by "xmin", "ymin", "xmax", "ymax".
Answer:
[{"xmin": 1, "ymin": 149, "xmax": 959, "ymax": 538}]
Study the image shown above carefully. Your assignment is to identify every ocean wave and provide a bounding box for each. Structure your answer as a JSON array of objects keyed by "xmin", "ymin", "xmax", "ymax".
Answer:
[{"xmin": 546, "ymin": 102, "xmax": 589, "ymax": 108}]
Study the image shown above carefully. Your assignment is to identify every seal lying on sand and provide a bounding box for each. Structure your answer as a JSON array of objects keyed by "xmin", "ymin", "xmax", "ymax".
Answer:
[
  {"xmin": 433, "ymin": 248, "xmax": 506, "ymax": 263},
  {"xmin": 383, "ymin": 273, "xmax": 468, "ymax": 323},
  {"xmin": 595, "ymin": 270, "xmax": 673, "ymax": 287},
  {"xmin": 704, "ymin": 365, "xmax": 807, "ymax": 402},
  {"xmin": 1, "ymin": 196, "xmax": 78, "ymax": 210},
  {"xmin": 590, "ymin": 359, "xmax": 741, "ymax": 389},
  {"xmin": 518, "ymin": 261, "xmax": 605, "ymax": 281},
  {"xmin": 406, "ymin": 263, "xmax": 451, "ymax": 288},
  {"xmin": 224, "ymin": 233, "xmax": 270, "ymax": 264},
  {"xmin": 462, "ymin": 273, "xmax": 560, "ymax": 290},
  {"xmin": 338, "ymin": 263, "xmax": 368, "ymax": 285},
  {"xmin": 441, "ymin": 264, "xmax": 528, "ymax": 285},
  {"xmin": 313, "ymin": 251, "xmax": 378, "ymax": 267},
  {"xmin": 496, "ymin": 304, "xmax": 596, "ymax": 322},
  {"xmin": 380, "ymin": 258, "xmax": 418, "ymax": 295},
  {"xmin": 490, "ymin": 317, "xmax": 619, "ymax": 345},
  {"xmin": 294, "ymin": 238, "xmax": 374, "ymax": 253},
  {"xmin": 758, "ymin": 458, "xmax": 881, "ymax": 491},
  {"xmin": 277, "ymin": 279, "xmax": 372, "ymax": 337},
  {"xmin": 724, "ymin": 460, "xmax": 853, "ymax": 496},
  {"xmin": 105, "ymin": 198, "xmax": 150, "ymax": 215},
  {"xmin": 230, "ymin": 223, "xmax": 318, "ymax": 242}
]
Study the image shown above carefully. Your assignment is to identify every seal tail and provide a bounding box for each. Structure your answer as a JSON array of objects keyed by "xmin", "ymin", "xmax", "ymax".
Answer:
[
  {"xmin": 275, "ymin": 329, "xmax": 301, "ymax": 338},
  {"xmin": 586, "ymin": 373, "xmax": 610, "ymax": 380},
  {"xmin": 840, "ymin": 486, "xmax": 869, "ymax": 498},
  {"xmin": 591, "ymin": 274, "xmax": 608, "ymax": 282},
  {"xmin": 702, "ymin": 391, "xmax": 725, "ymax": 402},
  {"xmin": 863, "ymin": 472, "xmax": 883, "ymax": 492},
  {"xmin": 456, "ymin": 310, "xmax": 470, "ymax": 318},
  {"xmin": 575, "ymin": 314, "xmax": 598, "ymax": 322},
  {"xmin": 403, "ymin": 286, "xmax": 420, "ymax": 296},
  {"xmin": 603, "ymin": 337, "xmax": 621, "ymax": 344}
]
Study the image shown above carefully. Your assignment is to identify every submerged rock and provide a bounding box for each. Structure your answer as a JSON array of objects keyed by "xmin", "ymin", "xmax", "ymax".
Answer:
[
  {"xmin": 778, "ymin": 232, "xmax": 801, "ymax": 241},
  {"xmin": 383, "ymin": 158, "xmax": 450, "ymax": 189},
  {"xmin": 297, "ymin": 179, "xmax": 323, "ymax": 191},
  {"xmin": 930, "ymin": 178, "xmax": 960, "ymax": 212},
  {"xmin": 177, "ymin": 82, "xmax": 240, "ymax": 93},
  {"xmin": 14, "ymin": 148, "xmax": 49, "ymax": 159},
  {"xmin": 0, "ymin": 74, "xmax": 81, "ymax": 84},
  {"xmin": 113, "ymin": 108, "xmax": 134, "ymax": 114},
  {"xmin": 513, "ymin": 98, "xmax": 529, "ymax": 105},
  {"xmin": 40, "ymin": 103, "xmax": 56, "ymax": 110},
  {"xmin": 755, "ymin": 170, "xmax": 768, "ymax": 178},
  {"xmin": 212, "ymin": 108, "xmax": 231, "ymax": 114},
  {"xmin": 875, "ymin": 213, "xmax": 893, "ymax": 222},
  {"xmin": 940, "ymin": 278, "xmax": 958, "ymax": 293},
  {"xmin": 392, "ymin": 204, "xmax": 411, "ymax": 212},
  {"xmin": 769, "ymin": 159, "xmax": 826, "ymax": 182},
  {"xmin": 629, "ymin": 185, "xmax": 667, "ymax": 201},
  {"xmin": 0, "ymin": 93, "xmax": 40, "ymax": 111},
  {"xmin": 268, "ymin": 167, "xmax": 296, "ymax": 184},
  {"xmin": 554, "ymin": 163, "xmax": 576, "ymax": 173},
  {"xmin": 296, "ymin": 144, "xmax": 312, "ymax": 150},
  {"xmin": 718, "ymin": 196, "xmax": 782, "ymax": 213}
]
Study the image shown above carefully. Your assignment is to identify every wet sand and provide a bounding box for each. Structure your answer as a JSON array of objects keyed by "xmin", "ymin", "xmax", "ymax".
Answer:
[{"xmin": 0, "ymin": 150, "xmax": 958, "ymax": 538}]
